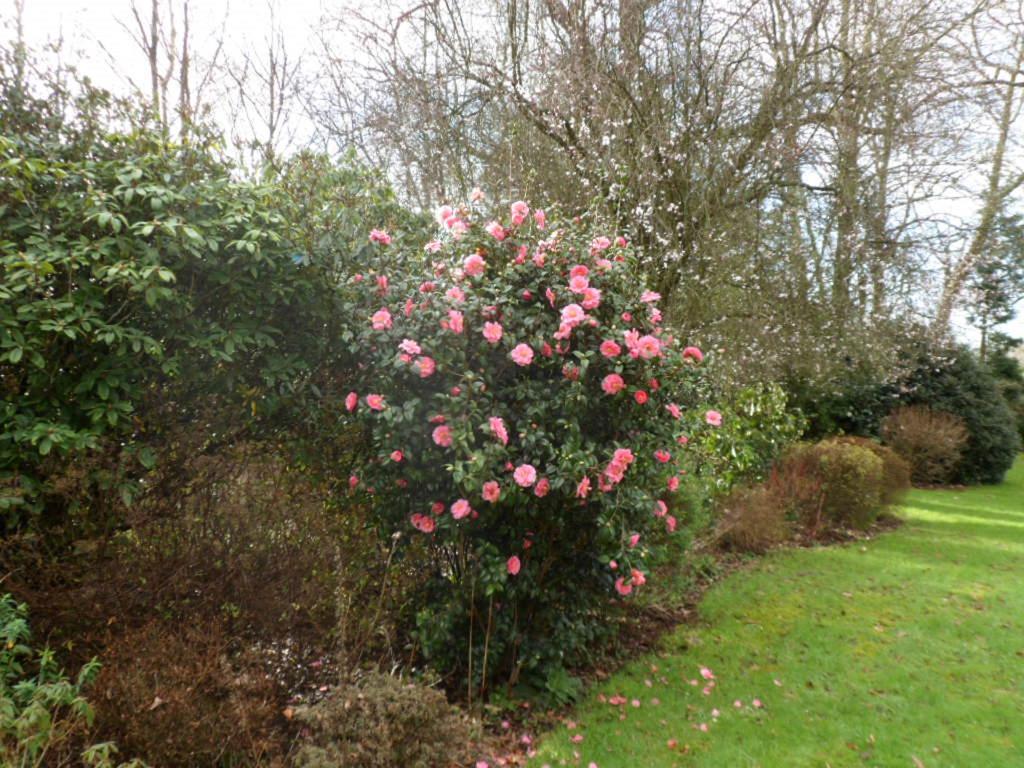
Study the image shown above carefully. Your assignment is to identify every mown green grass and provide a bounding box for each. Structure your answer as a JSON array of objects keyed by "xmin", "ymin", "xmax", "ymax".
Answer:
[{"xmin": 532, "ymin": 458, "xmax": 1024, "ymax": 767}]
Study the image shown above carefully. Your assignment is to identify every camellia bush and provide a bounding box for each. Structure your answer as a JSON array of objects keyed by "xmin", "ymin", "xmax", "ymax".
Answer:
[{"xmin": 342, "ymin": 199, "xmax": 719, "ymax": 698}]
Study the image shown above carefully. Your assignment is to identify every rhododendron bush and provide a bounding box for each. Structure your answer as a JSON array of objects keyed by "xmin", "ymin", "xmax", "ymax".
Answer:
[{"xmin": 342, "ymin": 200, "xmax": 717, "ymax": 694}]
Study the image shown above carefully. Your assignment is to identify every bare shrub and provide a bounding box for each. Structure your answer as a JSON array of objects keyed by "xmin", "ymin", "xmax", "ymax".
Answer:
[
  {"xmin": 716, "ymin": 485, "xmax": 788, "ymax": 553},
  {"xmin": 880, "ymin": 406, "xmax": 969, "ymax": 484}
]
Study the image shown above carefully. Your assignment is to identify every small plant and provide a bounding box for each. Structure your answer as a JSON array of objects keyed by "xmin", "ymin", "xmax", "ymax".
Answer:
[
  {"xmin": 0, "ymin": 593, "xmax": 140, "ymax": 768},
  {"xmin": 880, "ymin": 406, "xmax": 969, "ymax": 484},
  {"xmin": 292, "ymin": 672, "xmax": 476, "ymax": 768},
  {"xmin": 716, "ymin": 485, "xmax": 788, "ymax": 553}
]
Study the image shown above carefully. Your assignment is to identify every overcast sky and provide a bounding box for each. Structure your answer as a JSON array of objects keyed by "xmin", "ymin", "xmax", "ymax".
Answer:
[{"xmin": 9, "ymin": 0, "xmax": 1024, "ymax": 347}]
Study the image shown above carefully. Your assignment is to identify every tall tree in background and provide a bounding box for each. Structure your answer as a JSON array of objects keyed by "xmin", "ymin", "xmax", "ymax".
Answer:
[{"xmin": 968, "ymin": 214, "xmax": 1024, "ymax": 360}]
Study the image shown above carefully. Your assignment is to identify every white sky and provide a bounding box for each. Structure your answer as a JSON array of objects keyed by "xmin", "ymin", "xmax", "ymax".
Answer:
[{"xmin": 10, "ymin": 0, "xmax": 1024, "ymax": 347}]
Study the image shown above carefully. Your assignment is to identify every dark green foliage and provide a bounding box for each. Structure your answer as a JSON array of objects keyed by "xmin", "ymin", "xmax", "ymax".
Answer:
[
  {"xmin": 896, "ymin": 347, "xmax": 1020, "ymax": 484},
  {"xmin": 0, "ymin": 55, "xmax": 428, "ymax": 530},
  {"xmin": 987, "ymin": 335, "xmax": 1024, "ymax": 442},
  {"xmin": 696, "ymin": 382, "xmax": 806, "ymax": 492},
  {"xmin": 292, "ymin": 673, "xmax": 476, "ymax": 768}
]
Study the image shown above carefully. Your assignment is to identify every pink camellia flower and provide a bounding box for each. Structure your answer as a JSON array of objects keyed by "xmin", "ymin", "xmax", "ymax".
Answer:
[
  {"xmin": 436, "ymin": 205, "xmax": 455, "ymax": 226},
  {"xmin": 366, "ymin": 394, "xmax": 385, "ymax": 411},
  {"xmin": 431, "ymin": 501, "xmax": 445, "ymax": 515},
  {"xmin": 545, "ymin": 286, "xmax": 557, "ymax": 306},
  {"xmin": 534, "ymin": 477, "xmax": 550, "ymax": 497},
  {"xmin": 483, "ymin": 481, "xmax": 501, "ymax": 503},
  {"xmin": 510, "ymin": 200, "xmax": 530, "ymax": 225},
  {"xmin": 424, "ymin": 240, "xmax": 442, "ymax": 253},
  {"xmin": 533, "ymin": 208, "xmax": 547, "ymax": 229},
  {"xmin": 345, "ymin": 391, "xmax": 358, "ymax": 412},
  {"xmin": 390, "ymin": 450, "xmax": 403, "ymax": 462},
  {"xmin": 614, "ymin": 577, "xmax": 633, "ymax": 596},
  {"xmin": 404, "ymin": 297, "xmax": 416, "ymax": 317},
  {"xmin": 576, "ymin": 476, "xmax": 591, "ymax": 499},
  {"xmin": 634, "ymin": 390, "xmax": 649, "ymax": 405},
  {"xmin": 678, "ymin": 435, "xmax": 690, "ymax": 445},
  {"xmin": 410, "ymin": 513, "xmax": 435, "ymax": 533},
  {"xmin": 570, "ymin": 264, "xmax": 589, "ymax": 278},
  {"xmin": 399, "ymin": 339, "xmax": 422, "ymax": 355},
  {"xmin": 349, "ymin": 475, "xmax": 359, "ymax": 489},
  {"xmin": 700, "ymin": 666, "xmax": 715, "ymax": 681},
  {"xmin": 541, "ymin": 342, "xmax": 553, "ymax": 357},
  {"xmin": 640, "ymin": 290, "xmax": 661, "ymax": 303},
  {"xmin": 591, "ymin": 236, "xmax": 612, "ymax": 252},
  {"xmin": 483, "ymin": 321, "xmax": 503, "ymax": 344},
  {"xmin": 446, "ymin": 309, "xmax": 465, "ymax": 334},
  {"xmin": 654, "ymin": 500, "xmax": 668, "ymax": 517},
  {"xmin": 613, "ymin": 448, "xmax": 635, "ymax": 466},
  {"xmin": 369, "ymin": 228, "xmax": 391, "ymax": 245},
  {"xmin": 560, "ymin": 303, "xmax": 586, "ymax": 327},
  {"xmin": 649, "ymin": 307, "xmax": 663, "ymax": 324},
  {"xmin": 414, "ymin": 356, "xmax": 436, "ymax": 378},
  {"xmin": 418, "ymin": 281, "xmax": 436, "ymax": 292},
  {"xmin": 666, "ymin": 403, "xmax": 682, "ymax": 419},
  {"xmin": 621, "ymin": 312, "xmax": 632, "ymax": 323},
  {"xmin": 636, "ymin": 335, "xmax": 662, "ymax": 359},
  {"xmin": 600, "ymin": 340, "xmax": 621, "ymax": 358},
  {"xmin": 513, "ymin": 464, "xmax": 537, "ymax": 488},
  {"xmin": 485, "ymin": 221, "xmax": 506, "ymax": 241},
  {"xmin": 581, "ymin": 287, "xmax": 602, "ymax": 310},
  {"xmin": 683, "ymin": 346, "xmax": 704, "ymax": 363},
  {"xmin": 569, "ymin": 274, "xmax": 589, "ymax": 293},
  {"xmin": 514, "ymin": 245, "xmax": 528, "ymax": 264},
  {"xmin": 534, "ymin": 250, "xmax": 547, "ymax": 267},
  {"xmin": 615, "ymin": 235, "xmax": 627, "ymax": 247},
  {"xmin": 705, "ymin": 410, "xmax": 723, "ymax": 426},
  {"xmin": 654, "ymin": 449, "xmax": 671, "ymax": 463},
  {"xmin": 451, "ymin": 499, "xmax": 471, "ymax": 519},
  {"xmin": 489, "ymin": 416, "xmax": 509, "ymax": 446},
  {"xmin": 371, "ymin": 308, "xmax": 392, "ymax": 330},
  {"xmin": 377, "ymin": 275, "xmax": 389, "ymax": 293},
  {"xmin": 665, "ymin": 515, "xmax": 677, "ymax": 532},
  {"xmin": 602, "ymin": 374, "xmax": 625, "ymax": 395},
  {"xmin": 668, "ymin": 476, "xmax": 681, "ymax": 491},
  {"xmin": 446, "ymin": 286, "xmax": 466, "ymax": 303},
  {"xmin": 631, "ymin": 568, "xmax": 646, "ymax": 587},
  {"xmin": 510, "ymin": 343, "xmax": 534, "ymax": 366},
  {"xmin": 432, "ymin": 424, "xmax": 453, "ymax": 447},
  {"xmin": 463, "ymin": 253, "xmax": 487, "ymax": 277},
  {"xmin": 507, "ymin": 555, "xmax": 522, "ymax": 576},
  {"xmin": 522, "ymin": 289, "xmax": 533, "ymax": 301},
  {"xmin": 450, "ymin": 219, "xmax": 468, "ymax": 237},
  {"xmin": 628, "ymin": 533, "xmax": 640, "ymax": 548}
]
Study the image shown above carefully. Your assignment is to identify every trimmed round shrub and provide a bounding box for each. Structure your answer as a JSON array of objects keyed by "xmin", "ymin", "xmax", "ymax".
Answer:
[
  {"xmin": 292, "ymin": 673, "xmax": 476, "ymax": 768},
  {"xmin": 816, "ymin": 441, "xmax": 884, "ymax": 530},
  {"xmin": 830, "ymin": 436, "xmax": 911, "ymax": 506},
  {"xmin": 342, "ymin": 202, "xmax": 715, "ymax": 694},
  {"xmin": 880, "ymin": 406, "xmax": 969, "ymax": 485},
  {"xmin": 716, "ymin": 485, "xmax": 788, "ymax": 553}
]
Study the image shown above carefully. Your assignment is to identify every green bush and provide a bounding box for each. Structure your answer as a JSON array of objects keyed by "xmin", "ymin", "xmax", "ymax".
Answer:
[
  {"xmin": 830, "ymin": 436, "xmax": 911, "ymax": 505},
  {"xmin": 696, "ymin": 382, "xmax": 806, "ymax": 493},
  {"xmin": 0, "ymin": 60, "xmax": 429, "ymax": 530},
  {"xmin": 766, "ymin": 439, "xmax": 899, "ymax": 535},
  {"xmin": 292, "ymin": 673, "xmax": 476, "ymax": 768},
  {"xmin": 816, "ymin": 441, "xmax": 885, "ymax": 530}
]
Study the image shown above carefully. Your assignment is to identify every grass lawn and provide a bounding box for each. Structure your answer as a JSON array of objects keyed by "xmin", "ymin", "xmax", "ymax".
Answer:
[{"xmin": 531, "ymin": 458, "xmax": 1024, "ymax": 767}]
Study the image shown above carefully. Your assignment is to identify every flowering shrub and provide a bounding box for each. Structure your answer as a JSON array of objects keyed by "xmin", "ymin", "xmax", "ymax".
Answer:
[{"xmin": 342, "ymin": 200, "xmax": 716, "ymax": 695}]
